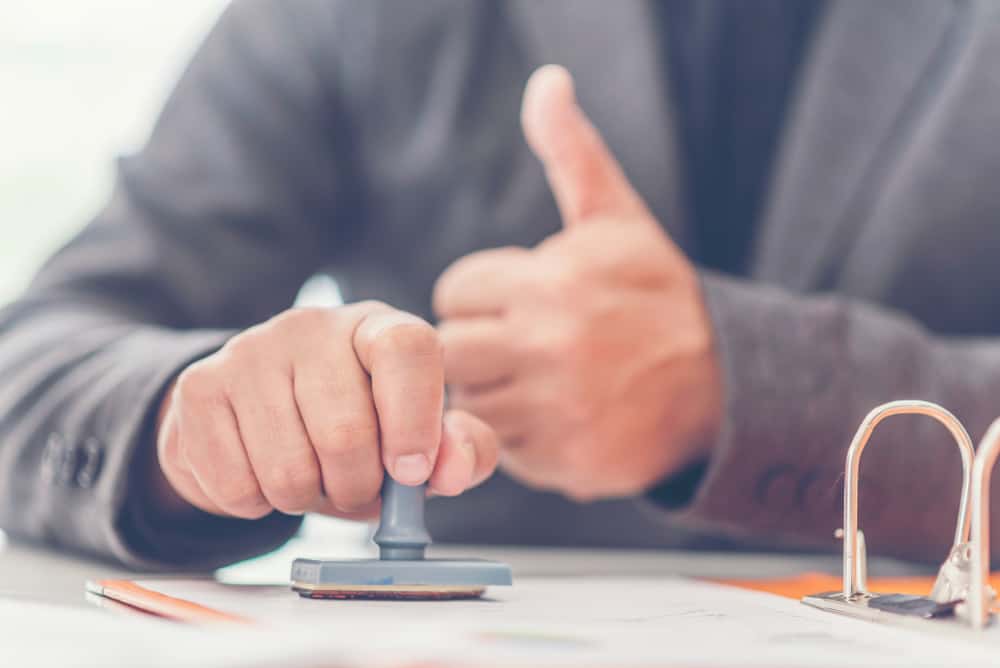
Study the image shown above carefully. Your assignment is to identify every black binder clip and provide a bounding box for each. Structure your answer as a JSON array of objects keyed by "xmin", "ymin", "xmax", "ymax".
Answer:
[{"xmin": 803, "ymin": 400, "xmax": 998, "ymax": 631}]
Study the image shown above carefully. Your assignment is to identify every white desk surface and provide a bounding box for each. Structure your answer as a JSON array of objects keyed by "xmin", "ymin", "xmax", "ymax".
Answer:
[
  {"xmin": 2, "ymin": 526, "xmax": 964, "ymax": 668},
  {"xmin": 0, "ymin": 522, "xmax": 931, "ymax": 610}
]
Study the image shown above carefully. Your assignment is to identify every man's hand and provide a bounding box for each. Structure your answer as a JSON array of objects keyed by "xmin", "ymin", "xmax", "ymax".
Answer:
[
  {"xmin": 432, "ymin": 65, "xmax": 722, "ymax": 501},
  {"xmin": 152, "ymin": 302, "xmax": 498, "ymax": 520}
]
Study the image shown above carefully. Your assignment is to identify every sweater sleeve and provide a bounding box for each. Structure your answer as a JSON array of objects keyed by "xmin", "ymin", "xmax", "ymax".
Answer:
[
  {"xmin": 650, "ymin": 272, "xmax": 1000, "ymax": 564},
  {"xmin": 0, "ymin": 0, "xmax": 357, "ymax": 569}
]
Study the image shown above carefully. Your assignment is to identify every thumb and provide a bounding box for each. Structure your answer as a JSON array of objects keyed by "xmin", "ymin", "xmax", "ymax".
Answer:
[{"xmin": 521, "ymin": 64, "xmax": 649, "ymax": 226}]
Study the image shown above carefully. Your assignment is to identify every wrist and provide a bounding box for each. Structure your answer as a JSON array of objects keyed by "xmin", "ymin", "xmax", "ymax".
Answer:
[
  {"xmin": 673, "ymin": 271, "xmax": 724, "ymax": 467},
  {"xmin": 642, "ymin": 344, "xmax": 720, "ymax": 500},
  {"xmin": 664, "ymin": 349, "xmax": 721, "ymax": 483},
  {"xmin": 630, "ymin": 265, "xmax": 723, "ymax": 496}
]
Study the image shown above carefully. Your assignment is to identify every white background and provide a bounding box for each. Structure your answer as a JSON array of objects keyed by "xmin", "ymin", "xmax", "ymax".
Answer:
[{"xmin": 0, "ymin": 0, "xmax": 228, "ymax": 305}]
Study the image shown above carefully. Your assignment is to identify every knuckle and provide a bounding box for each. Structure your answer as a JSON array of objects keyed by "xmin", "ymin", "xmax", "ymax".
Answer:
[
  {"xmin": 268, "ymin": 308, "xmax": 333, "ymax": 338},
  {"xmin": 550, "ymin": 317, "xmax": 590, "ymax": 362},
  {"xmin": 314, "ymin": 420, "xmax": 380, "ymax": 460},
  {"xmin": 374, "ymin": 321, "xmax": 441, "ymax": 360},
  {"xmin": 261, "ymin": 463, "xmax": 320, "ymax": 512},
  {"xmin": 221, "ymin": 329, "xmax": 263, "ymax": 362},
  {"xmin": 312, "ymin": 421, "xmax": 383, "ymax": 511},
  {"xmin": 215, "ymin": 479, "xmax": 269, "ymax": 517},
  {"xmin": 353, "ymin": 299, "xmax": 389, "ymax": 313},
  {"xmin": 313, "ymin": 418, "xmax": 379, "ymax": 482},
  {"xmin": 345, "ymin": 300, "xmax": 391, "ymax": 324},
  {"xmin": 330, "ymin": 476, "xmax": 382, "ymax": 512},
  {"xmin": 517, "ymin": 328, "xmax": 549, "ymax": 359},
  {"xmin": 521, "ymin": 322, "xmax": 578, "ymax": 361},
  {"xmin": 175, "ymin": 364, "xmax": 221, "ymax": 404}
]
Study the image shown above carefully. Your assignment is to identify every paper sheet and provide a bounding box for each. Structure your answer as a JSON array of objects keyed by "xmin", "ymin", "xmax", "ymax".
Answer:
[
  {"xmin": 122, "ymin": 576, "xmax": 1000, "ymax": 666},
  {"xmin": 0, "ymin": 597, "xmax": 346, "ymax": 668}
]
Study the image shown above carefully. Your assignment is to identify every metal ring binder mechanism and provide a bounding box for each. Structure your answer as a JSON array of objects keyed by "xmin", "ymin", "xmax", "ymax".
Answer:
[{"xmin": 803, "ymin": 400, "xmax": 1000, "ymax": 632}]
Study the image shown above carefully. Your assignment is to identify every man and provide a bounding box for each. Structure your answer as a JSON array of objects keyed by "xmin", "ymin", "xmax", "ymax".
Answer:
[{"xmin": 2, "ymin": 0, "xmax": 999, "ymax": 569}]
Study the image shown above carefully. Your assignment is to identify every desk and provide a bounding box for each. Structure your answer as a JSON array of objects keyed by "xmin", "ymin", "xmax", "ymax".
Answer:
[
  {"xmin": 4, "ymin": 528, "xmax": 973, "ymax": 668},
  {"xmin": 0, "ymin": 523, "xmax": 931, "ymax": 610}
]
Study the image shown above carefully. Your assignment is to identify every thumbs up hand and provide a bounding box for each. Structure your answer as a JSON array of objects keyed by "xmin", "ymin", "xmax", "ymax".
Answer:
[{"xmin": 432, "ymin": 66, "xmax": 722, "ymax": 501}]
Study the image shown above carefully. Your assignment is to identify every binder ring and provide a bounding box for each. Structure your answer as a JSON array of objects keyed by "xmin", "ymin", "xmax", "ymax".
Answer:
[
  {"xmin": 841, "ymin": 400, "xmax": 975, "ymax": 599},
  {"xmin": 967, "ymin": 417, "xmax": 1000, "ymax": 629}
]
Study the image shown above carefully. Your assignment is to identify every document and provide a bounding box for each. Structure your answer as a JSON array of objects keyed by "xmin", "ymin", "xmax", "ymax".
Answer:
[
  {"xmin": 93, "ymin": 575, "xmax": 1000, "ymax": 666},
  {"xmin": 0, "ymin": 596, "xmax": 344, "ymax": 668}
]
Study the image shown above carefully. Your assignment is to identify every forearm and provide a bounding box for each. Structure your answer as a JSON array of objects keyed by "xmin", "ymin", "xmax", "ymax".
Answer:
[{"xmin": 667, "ymin": 272, "xmax": 1000, "ymax": 563}]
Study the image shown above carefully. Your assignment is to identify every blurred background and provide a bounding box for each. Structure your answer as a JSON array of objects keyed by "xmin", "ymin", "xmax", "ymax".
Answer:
[
  {"xmin": 0, "ymin": 1, "xmax": 227, "ymax": 304},
  {"xmin": 0, "ymin": 0, "xmax": 362, "ymax": 566}
]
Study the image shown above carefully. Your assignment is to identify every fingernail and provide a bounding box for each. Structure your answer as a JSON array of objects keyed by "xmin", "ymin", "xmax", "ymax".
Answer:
[{"xmin": 392, "ymin": 453, "xmax": 431, "ymax": 485}]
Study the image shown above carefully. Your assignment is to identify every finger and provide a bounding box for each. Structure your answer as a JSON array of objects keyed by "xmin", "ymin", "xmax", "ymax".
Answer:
[
  {"xmin": 227, "ymin": 354, "xmax": 324, "ymax": 516},
  {"xmin": 311, "ymin": 497, "xmax": 382, "ymax": 522},
  {"xmin": 432, "ymin": 246, "xmax": 533, "ymax": 319},
  {"xmin": 521, "ymin": 64, "xmax": 649, "ymax": 225},
  {"xmin": 292, "ymin": 317, "xmax": 384, "ymax": 513},
  {"xmin": 495, "ymin": 422, "xmax": 609, "ymax": 501},
  {"xmin": 157, "ymin": 405, "xmax": 225, "ymax": 515},
  {"xmin": 438, "ymin": 318, "xmax": 516, "ymax": 388},
  {"xmin": 166, "ymin": 463, "xmax": 225, "ymax": 516},
  {"xmin": 500, "ymin": 447, "xmax": 603, "ymax": 503},
  {"xmin": 353, "ymin": 309, "xmax": 444, "ymax": 486},
  {"xmin": 498, "ymin": 447, "xmax": 562, "ymax": 493},
  {"xmin": 448, "ymin": 383, "xmax": 532, "ymax": 446},
  {"xmin": 172, "ymin": 363, "xmax": 272, "ymax": 519},
  {"xmin": 428, "ymin": 410, "xmax": 500, "ymax": 496}
]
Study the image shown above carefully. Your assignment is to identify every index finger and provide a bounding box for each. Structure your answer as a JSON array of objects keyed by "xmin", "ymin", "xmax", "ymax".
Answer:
[
  {"xmin": 352, "ymin": 309, "xmax": 444, "ymax": 485},
  {"xmin": 432, "ymin": 246, "xmax": 532, "ymax": 319}
]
